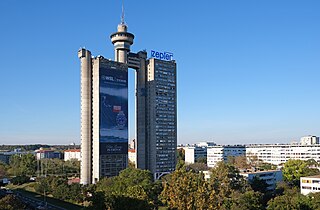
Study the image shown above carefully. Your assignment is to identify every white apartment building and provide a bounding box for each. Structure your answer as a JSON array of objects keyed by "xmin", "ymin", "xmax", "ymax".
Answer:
[
  {"xmin": 241, "ymin": 170, "xmax": 282, "ymax": 191},
  {"xmin": 207, "ymin": 146, "xmax": 246, "ymax": 168},
  {"xmin": 184, "ymin": 146, "xmax": 207, "ymax": 164},
  {"xmin": 246, "ymin": 144, "xmax": 320, "ymax": 166},
  {"xmin": 301, "ymin": 175, "xmax": 320, "ymax": 195},
  {"xmin": 64, "ymin": 149, "xmax": 81, "ymax": 161}
]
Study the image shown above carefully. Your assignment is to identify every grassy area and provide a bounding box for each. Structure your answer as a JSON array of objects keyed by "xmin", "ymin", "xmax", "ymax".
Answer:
[{"xmin": 7, "ymin": 183, "xmax": 83, "ymax": 210}]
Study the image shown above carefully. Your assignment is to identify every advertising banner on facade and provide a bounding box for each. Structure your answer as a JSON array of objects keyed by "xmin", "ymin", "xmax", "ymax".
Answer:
[{"xmin": 99, "ymin": 62, "xmax": 128, "ymax": 154}]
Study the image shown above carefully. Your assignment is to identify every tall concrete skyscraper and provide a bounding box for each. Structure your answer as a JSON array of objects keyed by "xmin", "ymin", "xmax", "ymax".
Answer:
[
  {"xmin": 79, "ymin": 14, "xmax": 132, "ymax": 184},
  {"xmin": 79, "ymin": 8, "xmax": 176, "ymax": 184},
  {"xmin": 135, "ymin": 57, "xmax": 177, "ymax": 179}
]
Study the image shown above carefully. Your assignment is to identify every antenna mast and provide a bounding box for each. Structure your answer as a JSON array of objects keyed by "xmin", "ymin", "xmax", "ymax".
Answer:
[{"xmin": 121, "ymin": 0, "xmax": 125, "ymax": 24}]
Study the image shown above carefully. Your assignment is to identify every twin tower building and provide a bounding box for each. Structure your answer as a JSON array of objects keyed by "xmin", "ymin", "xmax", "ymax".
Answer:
[{"xmin": 78, "ymin": 15, "xmax": 177, "ymax": 184}]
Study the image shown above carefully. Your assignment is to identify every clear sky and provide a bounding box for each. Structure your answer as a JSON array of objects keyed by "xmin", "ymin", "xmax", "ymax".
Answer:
[{"xmin": 0, "ymin": 0, "xmax": 319, "ymax": 145}]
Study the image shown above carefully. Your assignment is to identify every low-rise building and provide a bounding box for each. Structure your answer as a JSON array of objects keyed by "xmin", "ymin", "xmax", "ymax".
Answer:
[
  {"xmin": 64, "ymin": 149, "xmax": 81, "ymax": 161},
  {"xmin": 35, "ymin": 149, "xmax": 61, "ymax": 160},
  {"xmin": 184, "ymin": 146, "xmax": 207, "ymax": 164},
  {"xmin": 246, "ymin": 144, "xmax": 320, "ymax": 166},
  {"xmin": 207, "ymin": 145, "xmax": 246, "ymax": 167},
  {"xmin": 241, "ymin": 170, "xmax": 282, "ymax": 191},
  {"xmin": 300, "ymin": 175, "xmax": 320, "ymax": 195},
  {"xmin": 0, "ymin": 150, "xmax": 31, "ymax": 164}
]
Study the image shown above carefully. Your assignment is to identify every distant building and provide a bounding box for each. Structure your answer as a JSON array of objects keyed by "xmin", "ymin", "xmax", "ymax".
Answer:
[
  {"xmin": 196, "ymin": 142, "xmax": 216, "ymax": 147},
  {"xmin": 128, "ymin": 149, "xmax": 136, "ymax": 165},
  {"xmin": 64, "ymin": 149, "xmax": 81, "ymax": 161},
  {"xmin": 301, "ymin": 175, "xmax": 320, "ymax": 195},
  {"xmin": 35, "ymin": 149, "xmax": 61, "ymax": 160},
  {"xmin": 207, "ymin": 145, "xmax": 246, "ymax": 167},
  {"xmin": 0, "ymin": 150, "xmax": 31, "ymax": 164},
  {"xmin": 246, "ymin": 144, "xmax": 320, "ymax": 166},
  {"xmin": 184, "ymin": 146, "xmax": 207, "ymax": 164},
  {"xmin": 240, "ymin": 170, "xmax": 282, "ymax": 191},
  {"xmin": 300, "ymin": 135, "xmax": 319, "ymax": 145}
]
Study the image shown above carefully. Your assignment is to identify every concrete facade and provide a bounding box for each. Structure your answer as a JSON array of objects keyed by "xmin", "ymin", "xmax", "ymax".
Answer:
[
  {"xmin": 64, "ymin": 149, "xmax": 81, "ymax": 161},
  {"xmin": 246, "ymin": 144, "xmax": 320, "ymax": 166},
  {"xmin": 301, "ymin": 175, "xmax": 320, "ymax": 195},
  {"xmin": 79, "ymin": 52, "xmax": 129, "ymax": 184},
  {"xmin": 241, "ymin": 170, "xmax": 283, "ymax": 191},
  {"xmin": 78, "ymin": 49, "xmax": 92, "ymax": 185},
  {"xmin": 79, "ymin": 10, "xmax": 177, "ymax": 183},
  {"xmin": 207, "ymin": 146, "xmax": 246, "ymax": 168},
  {"xmin": 184, "ymin": 146, "xmax": 207, "ymax": 164}
]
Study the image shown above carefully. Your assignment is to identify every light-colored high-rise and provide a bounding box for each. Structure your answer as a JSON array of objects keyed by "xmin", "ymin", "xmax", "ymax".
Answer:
[{"xmin": 79, "ymin": 15, "xmax": 132, "ymax": 184}]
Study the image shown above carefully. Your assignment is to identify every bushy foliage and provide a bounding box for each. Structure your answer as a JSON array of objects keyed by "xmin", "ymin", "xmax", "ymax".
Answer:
[
  {"xmin": 93, "ymin": 168, "xmax": 161, "ymax": 209},
  {"xmin": 160, "ymin": 161, "xmax": 257, "ymax": 210},
  {"xmin": 283, "ymin": 159, "xmax": 319, "ymax": 186},
  {"xmin": 10, "ymin": 175, "xmax": 30, "ymax": 185},
  {"xmin": 9, "ymin": 154, "xmax": 36, "ymax": 176},
  {"xmin": 0, "ymin": 195, "xmax": 26, "ymax": 210}
]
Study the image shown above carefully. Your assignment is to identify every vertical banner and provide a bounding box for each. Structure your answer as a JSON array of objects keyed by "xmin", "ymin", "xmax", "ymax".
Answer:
[{"xmin": 99, "ymin": 62, "xmax": 128, "ymax": 154}]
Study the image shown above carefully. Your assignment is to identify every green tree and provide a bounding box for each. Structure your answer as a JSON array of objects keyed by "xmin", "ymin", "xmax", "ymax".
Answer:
[
  {"xmin": 0, "ymin": 162, "xmax": 7, "ymax": 179},
  {"xmin": 177, "ymin": 148, "xmax": 185, "ymax": 162},
  {"xmin": 230, "ymin": 190, "xmax": 264, "ymax": 210},
  {"xmin": 267, "ymin": 193, "xmax": 311, "ymax": 210},
  {"xmin": 95, "ymin": 168, "xmax": 158, "ymax": 209},
  {"xmin": 207, "ymin": 161, "xmax": 249, "ymax": 209},
  {"xmin": 259, "ymin": 162, "xmax": 277, "ymax": 170},
  {"xmin": 176, "ymin": 159, "xmax": 185, "ymax": 170},
  {"xmin": 9, "ymin": 154, "xmax": 36, "ymax": 176},
  {"xmin": 249, "ymin": 176, "xmax": 269, "ymax": 194},
  {"xmin": 52, "ymin": 183, "xmax": 69, "ymax": 200},
  {"xmin": 233, "ymin": 156, "xmax": 250, "ymax": 170},
  {"xmin": 160, "ymin": 168, "xmax": 209, "ymax": 210},
  {"xmin": 283, "ymin": 159, "xmax": 319, "ymax": 186},
  {"xmin": 186, "ymin": 162, "xmax": 208, "ymax": 172},
  {"xmin": 196, "ymin": 156, "xmax": 207, "ymax": 164},
  {"xmin": 10, "ymin": 175, "xmax": 30, "ymax": 185},
  {"xmin": 0, "ymin": 195, "xmax": 26, "ymax": 210},
  {"xmin": 309, "ymin": 192, "xmax": 320, "ymax": 209}
]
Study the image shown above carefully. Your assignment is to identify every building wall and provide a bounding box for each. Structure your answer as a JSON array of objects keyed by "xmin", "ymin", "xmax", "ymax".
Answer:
[
  {"xmin": 64, "ymin": 150, "xmax": 81, "ymax": 161},
  {"xmin": 301, "ymin": 176, "xmax": 320, "ymax": 195},
  {"xmin": 184, "ymin": 147, "xmax": 196, "ymax": 164},
  {"xmin": 79, "ymin": 49, "xmax": 92, "ymax": 185},
  {"xmin": 146, "ymin": 58, "xmax": 177, "ymax": 179},
  {"xmin": 241, "ymin": 170, "xmax": 282, "ymax": 191},
  {"xmin": 80, "ymin": 53, "xmax": 129, "ymax": 184},
  {"xmin": 184, "ymin": 147, "xmax": 207, "ymax": 164},
  {"xmin": 135, "ymin": 52, "xmax": 148, "ymax": 170},
  {"xmin": 92, "ymin": 57, "xmax": 100, "ymax": 183},
  {"xmin": 246, "ymin": 144, "xmax": 320, "ymax": 166},
  {"xmin": 207, "ymin": 146, "xmax": 245, "ymax": 167}
]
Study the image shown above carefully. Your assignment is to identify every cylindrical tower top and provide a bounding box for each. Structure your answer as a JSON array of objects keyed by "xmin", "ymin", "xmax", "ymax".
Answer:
[
  {"xmin": 110, "ymin": 6, "xmax": 134, "ymax": 64},
  {"xmin": 117, "ymin": 23, "xmax": 127, "ymax": 32}
]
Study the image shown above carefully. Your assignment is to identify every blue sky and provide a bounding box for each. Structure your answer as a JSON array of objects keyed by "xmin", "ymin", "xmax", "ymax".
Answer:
[{"xmin": 0, "ymin": 0, "xmax": 319, "ymax": 145}]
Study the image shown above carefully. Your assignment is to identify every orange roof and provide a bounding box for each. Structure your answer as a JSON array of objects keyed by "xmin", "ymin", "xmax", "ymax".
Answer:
[{"xmin": 64, "ymin": 149, "xmax": 81, "ymax": 152}]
